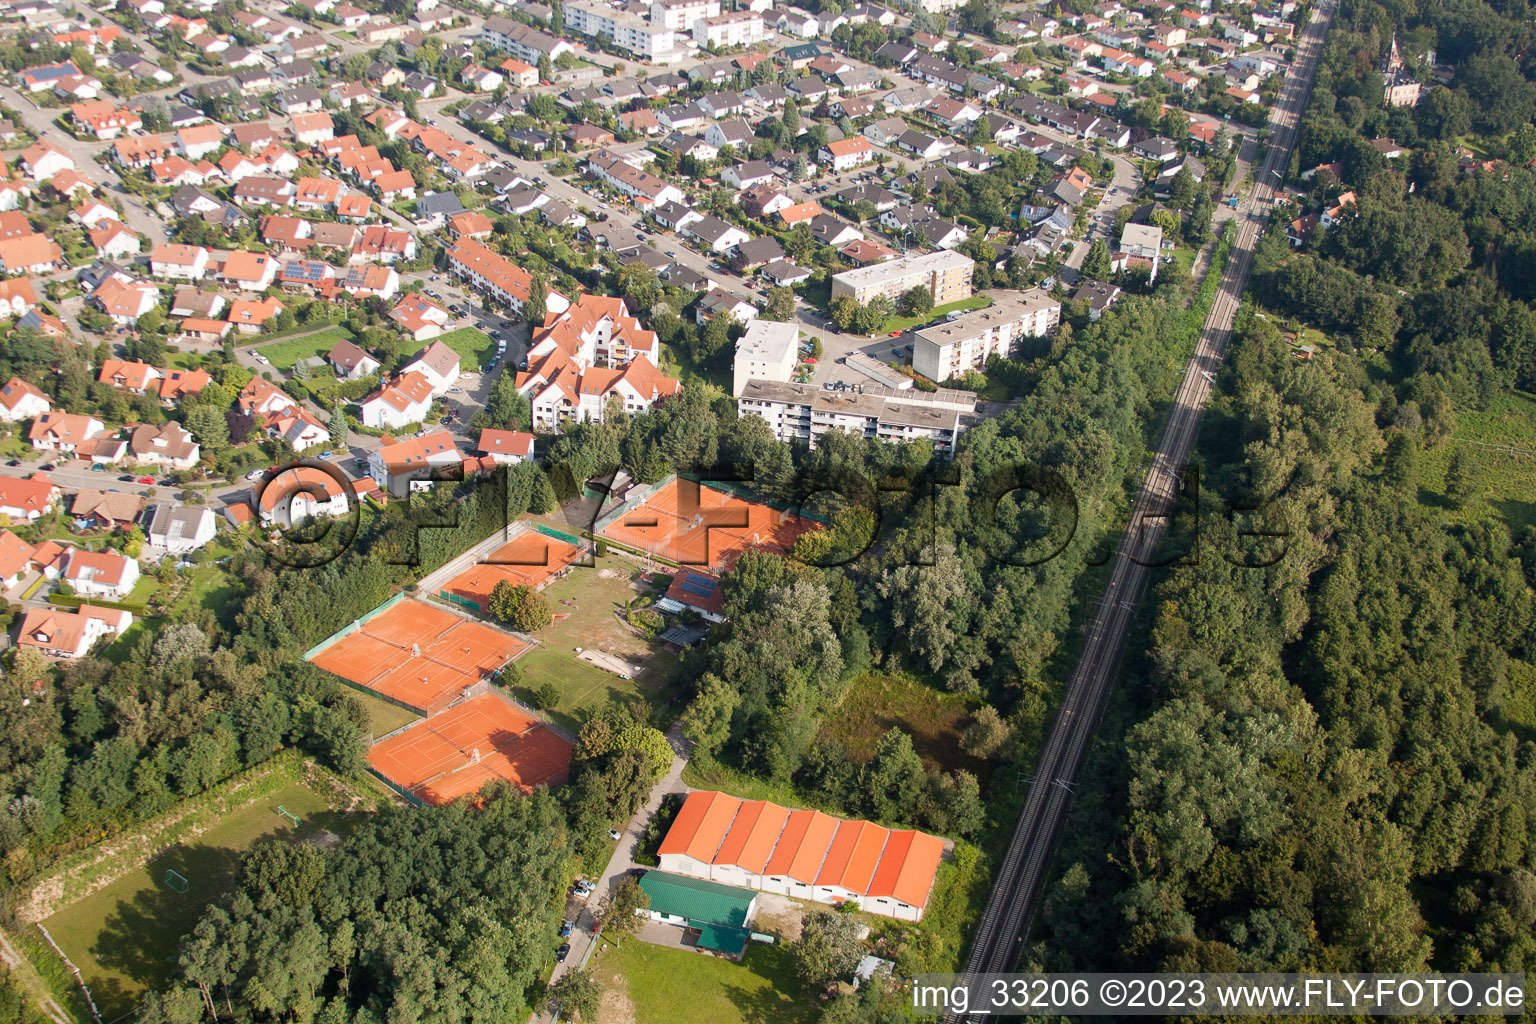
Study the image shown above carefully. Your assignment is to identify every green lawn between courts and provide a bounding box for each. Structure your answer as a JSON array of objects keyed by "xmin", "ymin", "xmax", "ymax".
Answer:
[
  {"xmin": 591, "ymin": 939, "xmax": 816, "ymax": 1024},
  {"xmin": 39, "ymin": 780, "xmax": 348, "ymax": 1018},
  {"xmin": 352, "ymin": 689, "xmax": 422, "ymax": 739}
]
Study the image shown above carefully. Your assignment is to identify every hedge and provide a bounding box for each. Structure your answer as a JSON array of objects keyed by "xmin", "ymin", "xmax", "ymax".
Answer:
[{"xmin": 47, "ymin": 595, "xmax": 150, "ymax": 615}]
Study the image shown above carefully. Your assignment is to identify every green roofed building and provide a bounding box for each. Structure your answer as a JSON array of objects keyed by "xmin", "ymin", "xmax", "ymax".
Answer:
[{"xmin": 638, "ymin": 871, "xmax": 760, "ymax": 956}]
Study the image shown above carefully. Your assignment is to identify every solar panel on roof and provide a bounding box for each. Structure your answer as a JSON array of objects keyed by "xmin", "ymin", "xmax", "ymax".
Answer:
[{"xmin": 686, "ymin": 573, "xmax": 716, "ymax": 588}]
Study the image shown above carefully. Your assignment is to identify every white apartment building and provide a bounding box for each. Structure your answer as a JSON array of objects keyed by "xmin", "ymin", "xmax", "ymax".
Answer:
[
  {"xmin": 829, "ymin": 249, "xmax": 974, "ymax": 306},
  {"xmin": 912, "ymin": 288, "xmax": 1061, "ymax": 381},
  {"xmin": 694, "ymin": 10, "xmax": 765, "ymax": 47},
  {"xmin": 650, "ymin": 0, "xmax": 720, "ymax": 31},
  {"xmin": 566, "ymin": 1, "xmax": 679, "ymax": 59},
  {"xmin": 737, "ymin": 380, "xmax": 978, "ymax": 459},
  {"xmin": 732, "ymin": 319, "xmax": 799, "ymax": 396}
]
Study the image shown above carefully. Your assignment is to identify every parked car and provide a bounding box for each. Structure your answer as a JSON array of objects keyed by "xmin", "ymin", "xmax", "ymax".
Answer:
[
  {"xmin": 559, "ymin": 920, "xmax": 574, "ymax": 938},
  {"xmin": 137, "ymin": 476, "xmax": 155, "ymax": 484},
  {"xmin": 90, "ymin": 463, "xmax": 106, "ymax": 471},
  {"xmin": 4, "ymin": 460, "xmax": 19, "ymax": 467},
  {"xmin": 122, "ymin": 474, "xmax": 138, "ymax": 482},
  {"xmin": 607, "ymin": 828, "xmax": 622, "ymax": 840},
  {"xmin": 888, "ymin": 330, "xmax": 902, "ymax": 337},
  {"xmin": 555, "ymin": 944, "xmax": 571, "ymax": 963},
  {"xmin": 246, "ymin": 469, "xmax": 266, "ymax": 481},
  {"xmin": 318, "ymin": 450, "xmax": 334, "ymax": 459}
]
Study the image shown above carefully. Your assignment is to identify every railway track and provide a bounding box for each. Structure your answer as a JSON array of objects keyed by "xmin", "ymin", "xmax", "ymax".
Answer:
[{"xmin": 951, "ymin": 5, "xmax": 1338, "ymax": 1013}]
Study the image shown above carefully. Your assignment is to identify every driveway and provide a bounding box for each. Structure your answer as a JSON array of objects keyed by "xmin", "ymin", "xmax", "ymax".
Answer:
[{"xmin": 536, "ymin": 726, "xmax": 693, "ymax": 1023}]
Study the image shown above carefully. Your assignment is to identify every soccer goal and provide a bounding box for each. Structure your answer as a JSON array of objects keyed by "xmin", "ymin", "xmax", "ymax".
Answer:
[
  {"xmin": 277, "ymin": 805, "xmax": 304, "ymax": 828},
  {"xmin": 164, "ymin": 869, "xmax": 189, "ymax": 894}
]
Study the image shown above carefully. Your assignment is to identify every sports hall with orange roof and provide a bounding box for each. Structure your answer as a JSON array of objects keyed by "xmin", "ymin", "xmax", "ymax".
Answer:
[{"xmin": 654, "ymin": 790, "xmax": 945, "ymax": 921}]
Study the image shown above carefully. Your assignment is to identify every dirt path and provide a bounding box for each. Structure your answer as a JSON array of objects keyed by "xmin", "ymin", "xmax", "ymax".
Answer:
[
  {"xmin": 0, "ymin": 928, "xmax": 72, "ymax": 1024},
  {"xmin": 595, "ymin": 969, "xmax": 636, "ymax": 1024}
]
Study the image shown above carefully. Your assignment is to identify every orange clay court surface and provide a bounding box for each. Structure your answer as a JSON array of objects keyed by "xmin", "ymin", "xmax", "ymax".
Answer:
[
  {"xmin": 308, "ymin": 599, "xmax": 530, "ymax": 713},
  {"xmin": 367, "ymin": 692, "xmax": 572, "ymax": 805},
  {"xmin": 440, "ymin": 531, "xmax": 584, "ymax": 610},
  {"xmin": 599, "ymin": 479, "xmax": 818, "ymax": 569}
]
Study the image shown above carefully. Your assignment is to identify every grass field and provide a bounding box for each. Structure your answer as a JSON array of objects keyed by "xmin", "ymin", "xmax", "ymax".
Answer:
[
  {"xmin": 352, "ymin": 689, "xmax": 422, "ymax": 739},
  {"xmin": 255, "ymin": 326, "xmax": 355, "ymax": 371},
  {"xmin": 592, "ymin": 940, "xmax": 815, "ymax": 1024},
  {"xmin": 170, "ymin": 563, "xmax": 242, "ymax": 627},
  {"xmin": 660, "ymin": 341, "xmax": 731, "ymax": 393},
  {"xmin": 1416, "ymin": 390, "xmax": 1536, "ymax": 531},
  {"xmin": 39, "ymin": 781, "xmax": 348, "ymax": 1017},
  {"xmin": 505, "ymin": 566, "xmax": 686, "ymax": 730},
  {"xmin": 819, "ymin": 673, "xmax": 986, "ymax": 778},
  {"xmin": 884, "ymin": 295, "xmax": 993, "ymax": 335},
  {"xmin": 434, "ymin": 327, "xmax": 496, "ymax": 370}
]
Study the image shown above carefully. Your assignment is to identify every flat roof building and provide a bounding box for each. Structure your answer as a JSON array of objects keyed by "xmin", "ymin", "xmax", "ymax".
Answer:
[
  {"xmin": 912, "ymin": 288, "xmax": 1061, "ymax": 381},
  {"xmin": 737, "ymin": 379, "xmax": 979, "ymax": 459},
  {"xmin": 732, "ymin": 319, "xmax": 799, "ymax": 396},
  {"xmin": 829, "ymin": 249, "xmax": 974, "ymax": 307}
]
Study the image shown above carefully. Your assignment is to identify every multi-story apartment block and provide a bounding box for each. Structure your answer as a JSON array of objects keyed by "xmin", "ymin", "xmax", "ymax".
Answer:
[
  {"xmin": 737, "ymin": 380, "xmax": 978, "ymax": 459},
  {"xmin": 732, "ymin": 319, "xmax": 799, "ymax": 396},
  {"xmin": 565, "ymin": 2, "xmax": 678, "ymax": 59},
  {"xmin": 912, "ymin": 289, "xmax": 1061, "ymax": 381},
  {"xmin": 446, "ymin": 238, "xmax": 571, "ymax": 317},
  {"xmin": 829, "ymin": 250, "xmax": 974, "ymax": 306},
  {"xmin": 479, "ymin": 16, "xmax": 575, "ymax": 63},
  {"xmin": 694, "ymin": 10, "xmax": 766, "ymax": 47},
  {"xmin": 650, "ymin": 0, "xmax": 720, "ymax": 31}
]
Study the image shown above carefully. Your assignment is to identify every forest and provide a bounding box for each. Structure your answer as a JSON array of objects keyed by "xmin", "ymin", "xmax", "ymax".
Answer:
[{"xmin": 1026, "ymin": 0, "xmax": 1536, "ymax": 987}]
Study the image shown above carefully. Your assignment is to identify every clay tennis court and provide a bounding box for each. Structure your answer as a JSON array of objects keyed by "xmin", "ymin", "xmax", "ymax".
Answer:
[
  {"xmin": 439, "ymin": 531, "xmax": 585, "ymax": 612},
  {"xmin": 599, "ymin": 479, "xmax": 818, "ymax": 569},
  {"xmin": 367, "ymin": 693, "xmax": 573, "ymax": 805},
  {"xmin": 308, "ymin": 599, "xmax": 531, "ymax": 714}
]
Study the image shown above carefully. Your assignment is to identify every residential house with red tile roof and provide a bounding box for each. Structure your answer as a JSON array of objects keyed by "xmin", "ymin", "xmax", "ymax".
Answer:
[
  {"xmin": 98, "ymin": 360, "xmax": 163, "ymax": 394},
  {"xmin": 399, "ymin": 339, "xmax": 461, "ymax": 395},
  {"xmin": 366, "ymin": 429, "xmax": 462, "ymax": 495},
  {"xmin": 388, "ymin": 292, "xmax": 451, "ymax": 342},
  {"xmin": 0, "ymin": 378, "xmax": 49, "ymax": 423},
  {"xmin": 0, "ymin": 474, "xmax": 59, "ymax": 521},
  {"xmin": 475, "ymin": 429, "xmax": 535, "ymax": 465},
  {"xmin": 360, "ymin": 370, "xmax": 435, "ymax": 430},
  {"xmin": 17, "ymin": 604, "xmax": 131, "ymax": 660}
]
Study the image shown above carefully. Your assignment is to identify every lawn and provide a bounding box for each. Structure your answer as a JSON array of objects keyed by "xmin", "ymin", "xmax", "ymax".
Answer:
[
  {"xmin": 883, "ymin": 295, "xmax": 993, "ymax": 334},
  {"xmin": 39, "ymin": 780, "xmax": 349, "ymax": 1018},
  {"xmin": 1416, "ymin": 390, "xmax": 1536, "ymax": 531},
  {"xmin": 169, "ymin": 562, "xmax": 242, "ymax": 626},
  {"xmin": 502, "ymin": 565, "xmax": 686, "ymax": 731},
  {"xmin": 591, "ymin": 939, "xmax": 815, "ymax": 1024},
  {"xmin": 126, "ymin": 574, "xmax": 160, "ymax": 604},
  {"xmin": 434, "ymin": 326, "xmax": 497, "ymax": 370},
  {"xmin": 254, "ymin": 325, "xmax": 355, "ymax": 371},
  {"xmin": 660, "ymin": 341, "xmax": 731, "ymax": 393},
  {"xmin": 351, "ymin": 689, "xmax": 422, "ymax": 739},
  {"xmin": 819, "ymin": 673, "xmax": 986, "ymax": 778}
]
